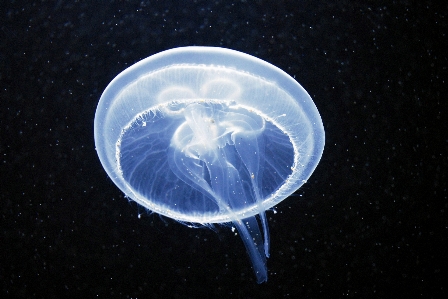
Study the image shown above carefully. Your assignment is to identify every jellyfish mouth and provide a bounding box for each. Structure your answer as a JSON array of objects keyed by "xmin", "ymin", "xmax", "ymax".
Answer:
[{"xmin": 170, "ymin": 101, "xmax": 265, "ymax": 162}]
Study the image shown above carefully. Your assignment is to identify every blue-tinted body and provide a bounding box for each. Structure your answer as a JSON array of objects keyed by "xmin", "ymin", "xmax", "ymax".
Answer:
[{"xmin": 95, "ymin": 47, "xmax": 324, "ymax": 283}]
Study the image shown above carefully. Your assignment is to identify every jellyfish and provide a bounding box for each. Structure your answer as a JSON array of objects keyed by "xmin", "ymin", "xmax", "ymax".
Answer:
[{"xmin": 94, "ymin": 47, "xmax": 325, "ymax": 283}]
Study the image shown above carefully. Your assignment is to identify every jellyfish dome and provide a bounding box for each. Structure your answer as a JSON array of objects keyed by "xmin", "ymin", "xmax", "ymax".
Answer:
[{"xmin": 94, "ymin": 46, "xmax": 325, "ymax": 283}]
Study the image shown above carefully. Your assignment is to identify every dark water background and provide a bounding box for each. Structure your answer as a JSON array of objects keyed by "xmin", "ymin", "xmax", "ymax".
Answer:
[{"xmin": 1, "ymin": 1, "xmax": 446, "ymax": 298}]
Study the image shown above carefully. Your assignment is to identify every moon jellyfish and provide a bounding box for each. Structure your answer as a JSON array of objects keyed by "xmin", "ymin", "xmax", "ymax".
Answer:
[{"xmin": 94, "ymin": 47, "xmax": 325, "ymax": 283}]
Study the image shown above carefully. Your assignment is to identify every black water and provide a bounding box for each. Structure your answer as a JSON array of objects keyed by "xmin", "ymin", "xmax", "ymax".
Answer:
[{"xmin": 1, "ymin": 1, "xmax": 446, "ymax": 298}]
